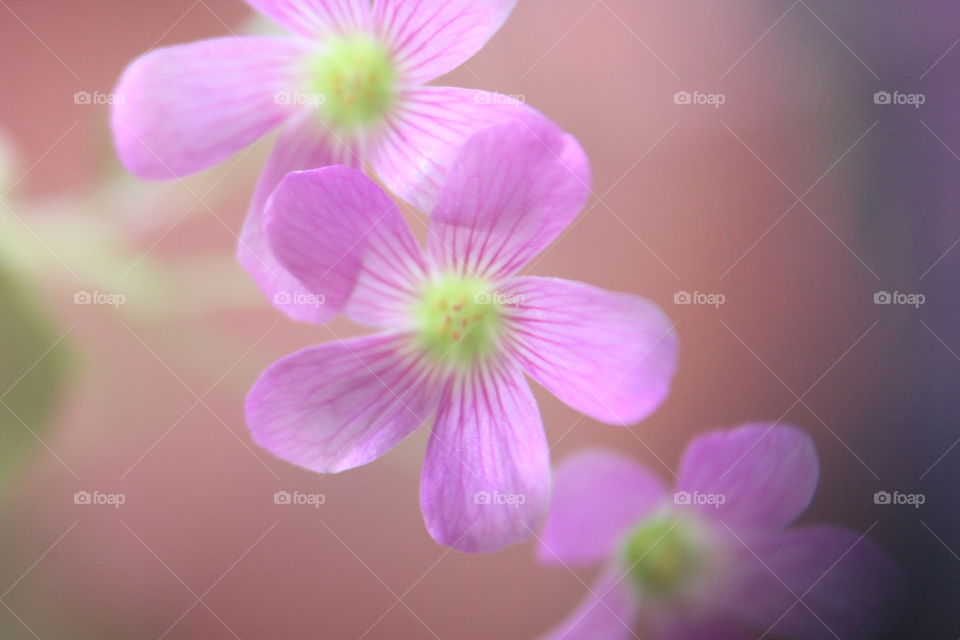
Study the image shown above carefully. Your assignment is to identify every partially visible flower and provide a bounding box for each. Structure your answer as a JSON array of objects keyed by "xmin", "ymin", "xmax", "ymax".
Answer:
[
  {"xmin": 244, "ymin": 119, "xmax": 678, "ymax": 553},
  {"xmin": 111, "ymin": 0, "xmax": 549, "ymax": 322},
  {"xmin": 538, "ymin": 424, "xmax": 899, "ymax": 639}
]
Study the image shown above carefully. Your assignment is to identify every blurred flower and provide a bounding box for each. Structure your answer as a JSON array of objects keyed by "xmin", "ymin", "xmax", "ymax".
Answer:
[
  {"xmin": 245, "ymin": 119, "xmax": 678, "ymax": 553},
  {"xmin": 537, "ymin": 424, "xmax": 899, "ymax": 639},
  {"xmin": 110, "ymin": 0, "xmax": 555, "ymax": 322}
]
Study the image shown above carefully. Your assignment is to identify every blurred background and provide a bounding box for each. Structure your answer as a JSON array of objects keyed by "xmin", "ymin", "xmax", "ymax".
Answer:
[{"xmin": 0, "ymin": 0, "xmax": 957, "ymax": 637}]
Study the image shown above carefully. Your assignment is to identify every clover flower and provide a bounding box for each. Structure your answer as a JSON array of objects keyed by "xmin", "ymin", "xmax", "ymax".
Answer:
[
  {"xmin": 244, "ymin": 119, "xmax": 678, "ymax": 552},
  {"xmin": 111, "ymin": 0, "xmax": 547, "ymax": 321},
  {"xmin": 538, "ymin": 424, "xmax": 898, "ymax": 639}
]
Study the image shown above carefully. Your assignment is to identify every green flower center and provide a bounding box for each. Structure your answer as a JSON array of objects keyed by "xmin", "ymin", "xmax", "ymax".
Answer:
[
  {"xmin": 622, "ymin": 515, "xmax": 703, "ymax": 597},
  {"xmin": 414, "ymin": 276, "xmax": 503, "ymax": 367},
  {"xmin": 307, "ymin": 35, "xmax": 396, "ymax": 131}
]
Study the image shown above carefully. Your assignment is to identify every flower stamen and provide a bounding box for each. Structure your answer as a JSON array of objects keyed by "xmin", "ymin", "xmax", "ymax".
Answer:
[
  {"xmin": 308, "ymin": 35, "xmax": 396, "ymax": 131},
  {"xmin": 622, "ymin": 514, "xmax": 704, "ymax": 598},
  {"xmin": 414, "ymin": 276, "xmax": 503, "ymax": 367}
]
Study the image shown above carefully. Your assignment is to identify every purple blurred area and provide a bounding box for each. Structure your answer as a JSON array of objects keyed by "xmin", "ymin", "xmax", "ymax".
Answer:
[{"xmin": 0, "ymin": 1, "xmax": 957, "ymax": 638}]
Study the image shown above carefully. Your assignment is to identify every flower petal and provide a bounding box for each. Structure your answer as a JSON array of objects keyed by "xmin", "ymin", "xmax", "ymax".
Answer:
[
  {"xmin": 112, "ymin": 37, "xmax": 306, "ymax": 179},
  {"xmin": 245, "ymin": 333, "xmax": 439, "ymax": 473},
  {"xmin": 675, "ymin": 424, "xmax": 819, "ymax": 529},
  {"xmin": 505, "ymin": 277, "xmax": 678, "ymax": 425},
  {"xmin": 374, "ymin": 0, "xmax": 516, "ymax": 84},
  {"xmin": 245, "ymin": 0, "xmax": 373, "ymax": 38},
  {"xmin": 420, "ymin": 361, "xmax": 549, "ymax": 553},
  {"xmin": 238, "ymin": 110, "xmax": 360, "ymax": 323},
  {"xmin": 264, "ymin": 164, "xmax": 426, "ymax": 327},
  {"xmin": 538, "ymin": 449, "xmax": 667, "ymax": 567},
  {"xmin": 425, "ymin": 118, "xmax": 590, "ymax": 279},
  {"xmin": 541, "ymin": 568, "xmax": 636, "ymax": 640},
  {"xmin": 723, "ymin": 525, "xmax": 899, "ymax": 640},
  {"xmin": 371, "ymin": 87, "xmax": 542, "ymax": 213}
]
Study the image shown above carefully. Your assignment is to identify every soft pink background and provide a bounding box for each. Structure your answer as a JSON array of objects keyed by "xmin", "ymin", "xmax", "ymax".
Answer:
[{"xmin": 0, "ymin": 1, "xmax": 926, "ymax": 638}]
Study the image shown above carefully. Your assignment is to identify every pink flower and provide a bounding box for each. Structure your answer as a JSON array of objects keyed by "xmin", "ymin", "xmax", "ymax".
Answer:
[
  {"xmin": 111, "ymin": 0, "xmax": 546, "ymax": 322},
  {"xmin": 244, "ymin": 119, "xmax": 678, "ymax": 553},
  {"xmin": 537, "ymin": 424, "xmax": 899, "ymax": 639}
]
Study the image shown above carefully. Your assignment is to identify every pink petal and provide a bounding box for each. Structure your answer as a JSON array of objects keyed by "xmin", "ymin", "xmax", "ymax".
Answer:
[
  {"xmin": 111, "ymin": 37, "xmax": 306, "ymax": 179},
  {"xmin": 369, "ymin": 86, "xmax": 543, "ymax": 212},
  {"xmin": 425, "ymin": 119, "xmax": 590, "ymax": 279},
  {"xmin": 374, "ymin": 0, "xmax": 516, "ymax": 85},
  {"xmin": 264, "ymin": 164, "xmax": 426, "ymax": 328},
  {"xmin": 538, "ymin": 449, "xmax": 667, "ymax": 567},
  {"xmin": 541, "ymin": 568, "xmax": 636, "ymax": 640},
  {"xmin": 238, "ymin": 110, "xmax": 361, "ymax": 324},
  {"xmin": 245, "ymin": 0, "xmax": 373, "ymax": 38},
  {"xmin": 420, "ymin": 362, "xmax": 549, "ymax": 553},
  {"xmin": 723, "ymin": 525, "xmax": 899, "ymax": 640},
  {"xmin": 676, "ymin": 424, "xmax": 819, "ymax": 528},
  {"xmin": 245, "ymin": 333, "xmax": 440, "ymax": 473},
  {"xmin": 505, "ymin": 277, "xmax": 678, "ymax": 425}
]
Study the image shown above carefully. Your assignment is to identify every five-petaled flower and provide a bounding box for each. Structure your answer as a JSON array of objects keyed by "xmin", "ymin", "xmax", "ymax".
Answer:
[
  {"xmin": 244, "ymin": 119, "xmax": 679, "ymax": 552},
  {"xmin": 537, "ymin": 424, "xmax": 898, "ymax": 639},
  {"xmin": 111, "ymin": 0, "xmax": 550, "ymax": 322}
]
